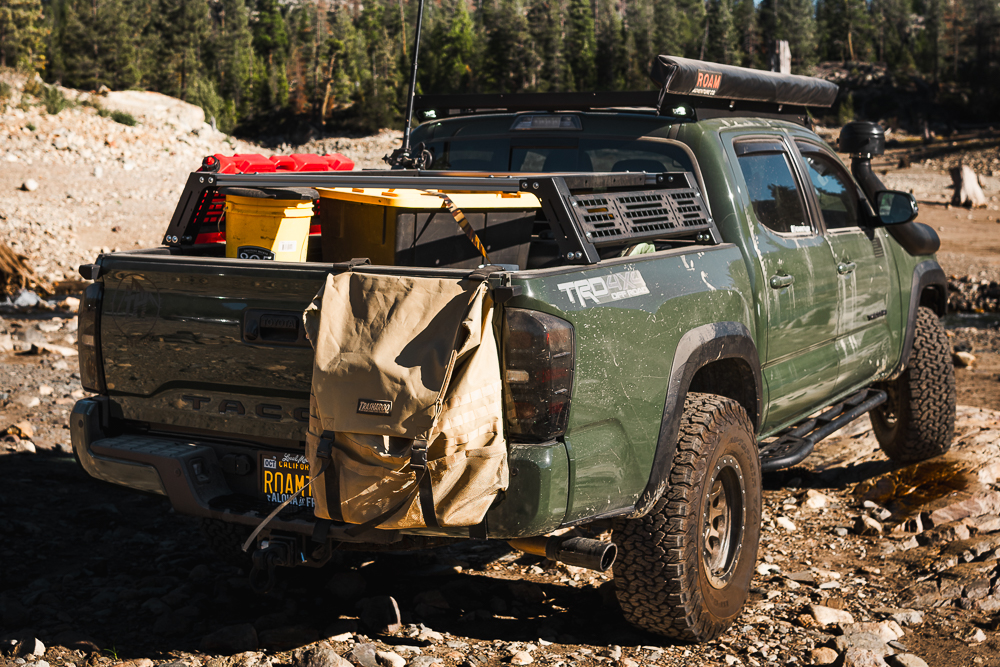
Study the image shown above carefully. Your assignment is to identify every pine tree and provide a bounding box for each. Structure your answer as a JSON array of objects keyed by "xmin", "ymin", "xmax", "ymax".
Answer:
[
  {"xmin": 623, "ymin": 0, "xmax": 656, "ymax": 88},
  {"xmin": 424, "ymin": 0, "xmax": 478, "ymax": 94},
  {"xmin": 526, "ymin": 0, "xmax": 569, "ymax": 92},
  {"xmin": 208, "ymin": 0, "xmax": 254, "ymax": 129},
  {"xmin": 673, "ymin": 0, "xmax": 709, "ymax": 57},
  {"xmin": 732, "ymin": 0, "xmax": 760, "ymax": 66},
  {"xmin": 250, "ymin": 0, "xmax": 290, "ymax": 112},
  {"xmin": 0, "ymin": 0, "xmax": 46, "ymax": 69},
  {"xmin": 759, "ymin": 0, "xmax": 818, "ymax": 72},
  {"xmin": 872, "ymin": 0, "xmax": 915, "ymax": 70},
  {"xmin": 353, "ymin": 0, "xmax": 400, "ymax": 131},
  {"xmin": 57, "ymin": 0, "xmax": 144, "ymax": 90},
  {"xmin": 595, "ymin": 0, "xmax": 626, "ymax": 89},
  {"xmin": 816, "ymin": 0, "xmax": 873, "ymax": 61},
  {"xmin": 149, "ymin": 0, "xmax": 212, "ymax": 102},
  {"xmin": 565, "ymin": 0, "xmax": 596, "ymax": 90},
  {"xmin": 706, "ymin": 0, "xmax": 739, "ymax": 64},
  {"xmin": 480, "ymin": 0, "xmax": 536, "ymax": 93}
]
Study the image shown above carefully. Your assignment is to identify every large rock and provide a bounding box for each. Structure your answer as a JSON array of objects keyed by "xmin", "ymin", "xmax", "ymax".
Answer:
[
  {"xmin": 294, "ymin": 647, "xmax": 352, "ymax": 667},
  {"xmin": 810, "ymin": 604, "xmax": 855, "ymax": 626},
  {"xmin": 843, "ymin": 648, "xmax": 890, "ymax": 667},
  {"xmin": 349, "ymin": 643, "xmax": 380, "ymax": 667},
  {"xmin": 834, "ymin": 632, "xmax": 891, "ymax": 656}
]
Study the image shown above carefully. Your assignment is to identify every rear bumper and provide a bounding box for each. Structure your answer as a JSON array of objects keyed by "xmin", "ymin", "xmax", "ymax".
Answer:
[
  {"xmin": 70, "ymin": 398, "xmax": 320, "ymax": 537},
  {"xmin": 71, "ymin": 397, "xmax": 572, "ymax": 540}
]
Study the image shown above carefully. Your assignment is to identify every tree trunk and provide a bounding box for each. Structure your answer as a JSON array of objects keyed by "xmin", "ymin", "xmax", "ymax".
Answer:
[{"xmin": 951, "ymin": 164, "xmax": 988, "ymax": 208}]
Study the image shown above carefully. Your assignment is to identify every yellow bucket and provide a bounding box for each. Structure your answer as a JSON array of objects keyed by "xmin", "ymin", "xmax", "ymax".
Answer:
[{"xmin": 225, "ymin": 191, "xmax": 316, "ymax": 262}]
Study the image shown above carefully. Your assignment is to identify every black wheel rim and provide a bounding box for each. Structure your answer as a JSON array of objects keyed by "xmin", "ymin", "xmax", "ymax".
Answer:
[{"xmin": 702, "ymin": 454, "xmax": 746, "ymax": 589}]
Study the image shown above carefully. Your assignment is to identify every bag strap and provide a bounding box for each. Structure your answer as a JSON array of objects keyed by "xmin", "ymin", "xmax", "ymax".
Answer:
[
  {"xmin": 240, "ymin": 437, "xmax": 334, "ymax": 552},
  {"xmin": 425, "ymin": 192, "xmax": 492, "ymax": 264}
]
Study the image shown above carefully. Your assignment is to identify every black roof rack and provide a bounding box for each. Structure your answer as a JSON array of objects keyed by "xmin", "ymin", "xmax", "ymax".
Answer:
[
  {"xmin": 414, "ymin": 56, "xmax": 840, "ymax": 127},
  {"xmin": 414, "ymin": 91, "xmax": 660, "ymax": 119}
]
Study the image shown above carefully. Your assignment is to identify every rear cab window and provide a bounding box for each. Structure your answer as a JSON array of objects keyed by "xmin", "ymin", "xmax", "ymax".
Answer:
[{"xmin": 410, "ymin": 113, "xmax": 695, "ymax": 174}]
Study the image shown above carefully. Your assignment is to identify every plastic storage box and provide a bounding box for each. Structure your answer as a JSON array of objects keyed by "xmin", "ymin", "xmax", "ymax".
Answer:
[{"xmin": 317, "ymin": 188, "xmax": 540, "ymax": 269}]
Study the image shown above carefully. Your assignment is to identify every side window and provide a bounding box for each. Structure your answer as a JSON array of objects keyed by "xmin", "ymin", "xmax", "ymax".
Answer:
[
  {"xmin": 735, "ymin": 142, "xmax": 812, "ymax": 235},
  {"xmin": 797, "ymin": 146, "xmax": 862, "ymax": 230}
]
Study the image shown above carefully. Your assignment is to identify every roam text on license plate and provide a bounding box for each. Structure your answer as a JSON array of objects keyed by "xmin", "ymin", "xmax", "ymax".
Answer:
[{"xmin": 259, "ymin": 451, "xmax": 314, "ymax": 508}]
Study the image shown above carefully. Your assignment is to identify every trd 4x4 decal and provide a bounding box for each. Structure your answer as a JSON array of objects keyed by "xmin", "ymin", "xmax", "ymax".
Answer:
[{"xmin": 557, "ymin": 270, "xmax": 650, "ymax": 307}]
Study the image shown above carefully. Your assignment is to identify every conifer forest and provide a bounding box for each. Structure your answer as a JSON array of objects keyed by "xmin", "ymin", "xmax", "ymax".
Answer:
[{"xmin": 0, "ymin": 0, "xmax": 997, "ymax": 138}]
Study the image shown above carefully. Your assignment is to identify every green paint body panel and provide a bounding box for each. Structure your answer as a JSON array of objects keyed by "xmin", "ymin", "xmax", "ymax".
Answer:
[{"xmin": 78, "ymin": 113, "xmax": 942, "ymax": 542}]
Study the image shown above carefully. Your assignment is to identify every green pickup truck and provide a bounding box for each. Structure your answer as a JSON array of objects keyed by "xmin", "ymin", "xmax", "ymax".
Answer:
[{"xmin": 71, "ymin": 57, "xmax": 955, "ymax": 643}]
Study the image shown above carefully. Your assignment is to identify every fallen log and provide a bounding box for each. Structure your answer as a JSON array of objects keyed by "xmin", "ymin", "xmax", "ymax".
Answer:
[{"xmin": 0, "ymin": 241, "xmax": 51, "ymax": 298}]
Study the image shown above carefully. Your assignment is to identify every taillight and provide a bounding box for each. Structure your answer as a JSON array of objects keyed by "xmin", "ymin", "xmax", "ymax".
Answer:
[
  {"xmin": 78, "ymin": 282, "xmax": 106, "ymax": 393},
  {"xmin": 502, "ymin": 309, "xmax": 574, "ymax": 441}
]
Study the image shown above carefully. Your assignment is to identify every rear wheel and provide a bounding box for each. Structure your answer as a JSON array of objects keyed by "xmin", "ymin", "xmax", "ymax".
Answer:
[
  {"xmin": 612, "ymin": 393, "xmax": 761, "ymax": 642},
  {"xmin": 872, "ymin": 306, "xmax": 955, "ymax": 462}
]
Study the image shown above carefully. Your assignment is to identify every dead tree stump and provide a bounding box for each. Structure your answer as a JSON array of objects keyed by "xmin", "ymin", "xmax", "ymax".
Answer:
[
  {"xmin": 951, "ymin": 164, "xmax": 988, "ymax": 208},
  {"xmin": 0, "ymin": 241, "xmax": 50, "ymax": 297}
]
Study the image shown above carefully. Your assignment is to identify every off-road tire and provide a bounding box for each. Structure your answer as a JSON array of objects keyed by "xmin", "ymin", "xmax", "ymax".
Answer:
[
  {"xmin": 872, "ymin": 306, "xmax": 955, "ymax": 462},
  {"xmin": 200, "ymin": 518, "xmax": 254, "ymax": 568},
  {"xmin": 611, "ymin": 393, "xmax": 761, "ymax": 642}
]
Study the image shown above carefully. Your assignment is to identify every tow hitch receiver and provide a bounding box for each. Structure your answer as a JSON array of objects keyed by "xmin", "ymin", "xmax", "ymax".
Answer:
[{"xmin": 248, "ymin": 534, "xmax": 332, "ymax": 593}]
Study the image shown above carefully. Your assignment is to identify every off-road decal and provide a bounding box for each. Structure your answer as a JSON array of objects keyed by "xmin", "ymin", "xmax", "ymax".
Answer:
[
  {"xmin": 557, "ymin": 270, "xmax": 650, "ymax": 307},
  {"xmin": 692, "ymin": 70, "xmax": 722, "ymax": 96}
]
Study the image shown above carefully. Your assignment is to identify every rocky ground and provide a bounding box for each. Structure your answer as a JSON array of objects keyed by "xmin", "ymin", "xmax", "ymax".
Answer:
[{"xmin": 4, "ymin": 70, "xmax": 1000, "ymax": 667}]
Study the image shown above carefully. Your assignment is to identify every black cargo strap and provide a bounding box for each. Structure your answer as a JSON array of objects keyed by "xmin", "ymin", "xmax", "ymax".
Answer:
[
  {"xmin": 343, "ymin": 437, "xmax": 438, "ymax": 537},
  {"xmin": 241, "ymin": 437, "xmax": 334, "ymax": 552}
]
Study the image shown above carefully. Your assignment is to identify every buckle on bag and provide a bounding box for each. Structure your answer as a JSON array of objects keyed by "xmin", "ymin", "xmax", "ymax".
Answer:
[{"xmin": 410, "ymin": 440, "xmax": 428, "ymax": 471}]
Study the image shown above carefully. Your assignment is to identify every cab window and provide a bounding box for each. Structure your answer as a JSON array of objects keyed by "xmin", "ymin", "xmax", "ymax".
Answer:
[
  {"xmin": 735, "ymin": 141, "xmax": 812, "ymax": 235},
  {"xmin": 797, "ymin": 144, "xmax": 862, "ymax": 230},
  {"xmin": 428, "ymin": 138, "xmax": 693, "ymax": 173}
]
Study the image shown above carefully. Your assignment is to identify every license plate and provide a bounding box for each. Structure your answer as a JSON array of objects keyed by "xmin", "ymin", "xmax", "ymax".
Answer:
[{"xmin": 259, "ymin": 451, "xmax": 315, "ymax": 508}]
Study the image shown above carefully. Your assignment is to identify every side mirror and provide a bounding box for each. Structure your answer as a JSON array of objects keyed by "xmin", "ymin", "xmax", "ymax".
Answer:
[{"xmin": 875, "ymin": 190, "xmax": 918, "ymax": 225}]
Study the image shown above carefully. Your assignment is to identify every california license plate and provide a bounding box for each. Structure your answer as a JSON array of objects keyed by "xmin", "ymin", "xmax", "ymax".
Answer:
[{"xmin": 259, "ymin": 451, "xmax": 315, "ymax": 508}]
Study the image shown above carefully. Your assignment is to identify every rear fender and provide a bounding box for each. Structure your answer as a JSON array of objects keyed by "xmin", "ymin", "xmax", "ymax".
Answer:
[{"xmin": 628, "ymin": 321, "xmax": 761, "ymax": 518}]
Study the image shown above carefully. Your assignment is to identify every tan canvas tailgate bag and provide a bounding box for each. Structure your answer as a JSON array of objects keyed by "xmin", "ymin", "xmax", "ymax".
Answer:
[{"xmin": 302, "ymin": 270, "xmax": 507, "ymax": 531}]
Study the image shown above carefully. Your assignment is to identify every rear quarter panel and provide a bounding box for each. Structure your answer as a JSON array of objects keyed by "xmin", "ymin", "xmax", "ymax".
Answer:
[{"xmin": 509, "ymin": 244, "xmax": 754, "ymax": 523}]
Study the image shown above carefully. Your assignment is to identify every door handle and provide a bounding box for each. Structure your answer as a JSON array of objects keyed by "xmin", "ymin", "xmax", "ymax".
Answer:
[
  {"xmin": 838, "ymin": 261, "xmax": 857, "ymax": 275},
  {"xmin": 770, "ymin": 274, "xmax": 794, "ymax": 289}
]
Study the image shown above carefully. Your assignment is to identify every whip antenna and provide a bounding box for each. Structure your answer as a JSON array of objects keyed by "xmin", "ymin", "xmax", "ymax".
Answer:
[{"xmin": 385, "ymin": 0, "xmax": 428, "ymax": 169}]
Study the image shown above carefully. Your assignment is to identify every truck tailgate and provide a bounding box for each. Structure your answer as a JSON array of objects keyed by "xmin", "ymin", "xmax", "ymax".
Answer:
[{"xmin": 100, "ymin": 253, "xmax": 338, "ymax": 444}]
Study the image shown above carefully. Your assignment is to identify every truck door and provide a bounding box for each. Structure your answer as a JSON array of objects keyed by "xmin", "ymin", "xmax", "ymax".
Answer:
[
  {"xmin": 794, "ymin": 140, "xmax": 894, "ymax": 389},
  {"xmin": 731, "ymin": 138, "xmax": 842, "ymax": 428}
]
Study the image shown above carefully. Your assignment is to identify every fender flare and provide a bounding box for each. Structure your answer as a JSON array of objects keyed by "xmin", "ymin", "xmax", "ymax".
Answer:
[
  {"xmin": 889, "ymin": 260, "xmax": 947, "ymax": 379},
  {"xmin": 628, "ymin": 321, "xmax": 761, "ymax": 518}
]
